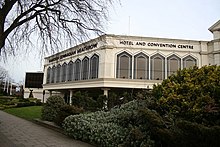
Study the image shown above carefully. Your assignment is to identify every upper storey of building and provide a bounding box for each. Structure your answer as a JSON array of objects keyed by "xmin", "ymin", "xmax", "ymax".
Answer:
[
  {"xmin": 45, "ymin": 35, "xmax": 209, "ymax": 64},
  {"xmin": 209, "ymin": 20, "xmax": 220, "ymax": 40},
  {"xmin": 43, "ymin": 20, "xmax": 220, "ymax": 90}
]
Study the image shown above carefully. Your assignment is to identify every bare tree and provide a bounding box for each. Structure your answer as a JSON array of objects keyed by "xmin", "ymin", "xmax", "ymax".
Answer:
[
  {"xmin": 0, "ymin": 0, "xmax": 117, "ymax": 57},
  {"xmin": 0, "ymin": 66, "xmax": 8, "ymax": 81}
]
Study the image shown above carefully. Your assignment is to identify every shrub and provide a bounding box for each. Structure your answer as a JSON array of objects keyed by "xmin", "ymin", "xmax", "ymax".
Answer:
[
  {"xmin": 71, "ymin": 91, "xmax": 97, "ymax": 111},
  {"xmin": 41, "ymin": 95, "xmax": 65, "ymax": 121},
  {"xmin": 63, "ymin": 100, "xmax": 155, "ymax": 146},
  {"xmin": 152, "ymin": 65, "xmax": 220, "ymax": 125},
  {"xmin": 16, "ymin": 102, "xmax": 35, "ymax": 107},
  {"xmin": 96, "ymin": 94, "xmax": 107, "ymax": 110},
  {"xmin": 54, "ymin": 105, "xmax": 84, "ymax": 126},
  {"xmin": 148, "ymin": 118, "xmax": 220, "ymax": 147}
]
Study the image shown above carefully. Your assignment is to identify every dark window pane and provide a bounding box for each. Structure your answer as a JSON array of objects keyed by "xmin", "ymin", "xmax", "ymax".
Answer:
[
  {"xmin": 82, "ymin": 57, "xmax": 89, "ymax": 80},
  {"xmin": 151, "ymin": 55, "xmax": 165, "ymax": 80},
  {"xmin": 67, "ymin": 61, "xmax": 74, "ymax": 81},
  {"xmin": 168, "ymin": 56, "xmax": 180, "ymax": 77},
  {"xmin": 61, "ymin": 63, "xmax": 67, "ymax": 82},
  {"xmin": 51, "ymin": 66, "xmax": 56, "ymax": 83},
  {"xmin": 56, "ymin": 65, "xmax": 61, "ymax": 83},
  {"xmin": 134, "ymin": 54, "xmax": 149, "ymax": 79},
  {"xmin": 46, "ymin": 67, "xmax": 51, "ymax": 84},
  {"xmin": 90, "ymin": 55, "xmax": 99, "ymax": 79},
  {"xmin": 183, "ymin": 56, "xmax": 197, "ymax": 68},
  {"xmin": 117, "ymin": 52, "xmax": 132, "ymax": 79},
  {"xmin": 75, "ymin": 59, "xmax": 81, "ymax": 80}
]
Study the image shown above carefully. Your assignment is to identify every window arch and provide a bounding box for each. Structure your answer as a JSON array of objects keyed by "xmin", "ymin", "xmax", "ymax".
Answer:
[
  {"xmin": 51, "ymin": 66, "xmax": 56, "ymax": 83},
  {"xmin": 74, "ymin": 59, "xmax": 81, "ymax": 80},
  {"xmin": 67, "ymin": 61, "xmax": 74, "ymax": 81},
  {"xmin": 183, "ymin": 55, "xmax": 197, "ymax": 68},
  {"xmin": 56, "ymin": 64, "xmax": 61, "ymax": 83},
  {"xmin": 82, "ymin": 57, "xmax": 89, "ymax": 80},
  {"xmin": 150, "ymin": 54, "xmax": 165, "ymax": 80},
  {"xmin": 134, "ymin": 53, "xmax": 149, "ymax": 79},
  {"xmin": 90, "ymin": 54, "xmax": 99, "ymax": 79},
  {"xmin": 61, "ymin": 63, "xmax": 67, "ymax": 82},
  {"xmin": 167, "ymin": 55, "xmax": 181, "ymax": 77},
  {"xmin": 46, "ymin": 67, "xmax": 51, "ymax": 84},
  {"xmin": 117, "ymin": 52, "xmax": 132, "ymax": 79}
]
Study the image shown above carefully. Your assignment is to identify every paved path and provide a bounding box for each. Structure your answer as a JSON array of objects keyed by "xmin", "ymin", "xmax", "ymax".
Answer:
[{"xmin": 0, "ymin": 110, "xmax": 94, "ymax": 147}]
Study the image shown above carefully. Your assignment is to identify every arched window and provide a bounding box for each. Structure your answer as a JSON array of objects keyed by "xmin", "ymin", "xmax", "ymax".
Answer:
[
  {"xmin": 82, "ymin": 57, "xmax": 89, "ymax": 80},
  {"xmin": 61, "ymin": 63, "xmax": 67, "ymax": 82},
  {"xmin": 134, "ymin": 53, "xmax": 149, "ymax": 79},
  {"xmin": 90, "ymin": 54, "xmax": 99, "ymax": 79},
  {"xmin": 51, "ymin": 66, "xmax": 56, "ymax": 83},
  {"xmin": 151, "ymin": 54, "xmax": 165, "ymax": 80},
  {"xmin": 67, "ymin": 61, "xmax": 74, "ymax": 81},
  {"xmin": 56, "ymin": 64, "xmax": 61, "ymax": 83},
  {"xmin": 46, "ymin": 67, "xmax": 51, "ymax": 84},
  {"xmin": 167, "ymin": 55, "xmax": 181, "ymax": 77},
  {"xmin": 183, "ymin": 55, "xmax": 197, "ymax": 68},
  {"xmin": 74, "ymin": 59, "xmax": 81, "ymax": 81},
  {"xmin": 117, "ymin": 52, "xmax": 132, "ymax": 79}
]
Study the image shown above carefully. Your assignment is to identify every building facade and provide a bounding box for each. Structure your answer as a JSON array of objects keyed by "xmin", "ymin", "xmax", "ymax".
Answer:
[{"xmin": 43, "ymin": 20, "xmax": 220, "ymax": 100}]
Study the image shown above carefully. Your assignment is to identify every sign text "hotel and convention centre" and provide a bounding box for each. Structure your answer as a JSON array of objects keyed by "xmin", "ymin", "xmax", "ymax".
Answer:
[{"xmin": 119, "ymin": 40, "xmax": 194, "ymax": 49}]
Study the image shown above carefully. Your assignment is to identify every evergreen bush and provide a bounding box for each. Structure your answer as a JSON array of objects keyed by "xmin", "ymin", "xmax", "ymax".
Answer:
[
  {"xmin": 71, "ymin": 91, "xmax": 97, "ymax": 111},
  {"xmin": 41, "ymin": 95, "xmax": 65, "ymax": 121},
  {"xmin": 152, "ymin": 65, "xmax": 220, "ymax": 125},
  {"xmin": 54, "ymin": 105, "xmax": 84, "ymax": 126},
  {"xmin": 63, "ymin": 100, "xmax": 155, "ymax": 147}
]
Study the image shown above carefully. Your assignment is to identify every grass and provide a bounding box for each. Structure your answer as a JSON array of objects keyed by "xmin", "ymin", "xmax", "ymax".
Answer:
[{"xmin": 4, "ymin": 106, "xmax": 42, "ymax": 121}]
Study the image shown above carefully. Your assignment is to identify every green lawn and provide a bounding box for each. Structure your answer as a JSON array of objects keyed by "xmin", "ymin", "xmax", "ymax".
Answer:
[{"xmin": 4, "ymin": 106, "xmax": 42, "ymax": 120}]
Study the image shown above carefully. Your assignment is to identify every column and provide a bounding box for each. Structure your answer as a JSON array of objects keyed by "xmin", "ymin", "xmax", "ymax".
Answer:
[
  {"xmin": 101, "ymin": 88, "xmax": 110, "ymax": 110},
  {"xmin": 49, "ymin": 91, "xmax": 52, "ymax": 97},
  {"xmin": 102, "ymin": 88, "xmax": 110, "ymax": 98},
  {"xmin": 69, "ymin": 90, "xmax": 73, "ymax": 105}
]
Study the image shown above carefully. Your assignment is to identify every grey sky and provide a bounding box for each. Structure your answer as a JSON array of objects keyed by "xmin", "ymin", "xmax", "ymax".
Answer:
[{"xmin": 1, "ymin": 0, "xmax": 220, "ymax": 83}]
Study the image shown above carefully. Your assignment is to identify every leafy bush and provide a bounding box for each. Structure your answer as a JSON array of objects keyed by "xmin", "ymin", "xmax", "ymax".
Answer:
[
  {"xmin": 63, "ymin": 100, "xmax": 155, "ymax": 146},
  {"xmin": 152, "ymin": 65, "xmax": 220, "ymax": 125},
  {"xmin": 16, "ymin": 102, "xmax": 35, "ymax": 107},
  {"xmin": 96, "ymin": 94, "xmax": 107, "ymax": 110},
  {"xmin": 41, "ymin": 95, "xmax": 65, "ymax": 121},
  {"xmin": 174, "ymin": 120, "xmax": 220, "ymax": 147},
  {"xmin": 71, "ymin": 91, "xmax": 97, "ymax": 111},
  {"xmin": 54, "ymin": 105, "xmax": 84, "ymax": 126}
]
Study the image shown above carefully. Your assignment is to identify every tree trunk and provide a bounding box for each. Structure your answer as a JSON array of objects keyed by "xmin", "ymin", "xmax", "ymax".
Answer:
[
  {"xmin": 0, "ymin": 9, "xmax": 5, "ymax": 54},
  {"xmin": 0, "ymin": 25, "xmax": 6, "ymax": 54}
]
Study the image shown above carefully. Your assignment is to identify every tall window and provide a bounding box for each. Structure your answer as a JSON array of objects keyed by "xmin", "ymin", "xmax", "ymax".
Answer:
[
  {"xmin": 74, "ymin": 59, "xmax": 81, "ymax": 80},
  {"xmin": 61, "ymin": 63, "xmax": 67, "ymax": 82},
  {"xmin": 167, "ymin": 55, "xmax": 181, "ymax": 77},
  {"xmin": 51, "ymin": 66, "xmax": 56, "ymax": 83},
  {"xmin": 183, "ymin": 55, "xmax": 197, "ymax": 68},
  {"xmin": 67, "ymin": 61, "xmax": 74, "ymax": 81},
  {"xmin": 56, "ymin": 64, "xmax": 61, "ymax": 83},
  {"xmin": 46, "ymin": 67, "xmax": 51, "ymax": 84},
  {"xmin": 134, "ymin": 53, "xmax": 149, "ymax": 79},
  {"xmin": 151, "ymin": 54, "xmax": 165, "ymax": 80},
  {"xmin": 90, "ymin": 54, "xmax": 99, "ymax": 79},
  {"xmin": 117, "ymin": 52, "xmax": 132, "ymax": 79},
  {"xmin": 81, "ymin": 57, "xmax": 89, "ymax": 80}
]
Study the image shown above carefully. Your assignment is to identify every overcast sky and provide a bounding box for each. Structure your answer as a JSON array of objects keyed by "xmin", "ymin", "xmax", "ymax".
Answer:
[{"xmin": 1, "ymin": 0, "xmax": 220, "ymax": 83}]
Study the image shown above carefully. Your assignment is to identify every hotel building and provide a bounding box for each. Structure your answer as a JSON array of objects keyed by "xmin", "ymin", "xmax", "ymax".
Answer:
[{"xmin": 42, "ymin": 20, "xmax": 220, "ymax": 101}]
